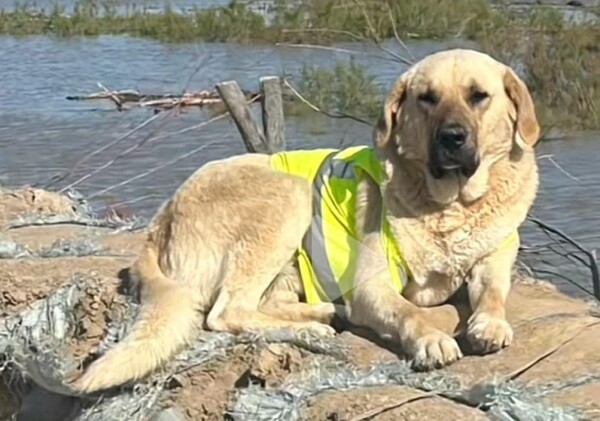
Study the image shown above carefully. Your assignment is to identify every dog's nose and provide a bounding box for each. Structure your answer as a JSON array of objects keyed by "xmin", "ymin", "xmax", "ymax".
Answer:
[{"xmin": 436, "ymin": 123, "xmax": 467, "ymax": 150}]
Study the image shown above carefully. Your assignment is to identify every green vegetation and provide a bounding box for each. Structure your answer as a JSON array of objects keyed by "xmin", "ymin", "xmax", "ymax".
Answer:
[
  {"xmin": 0, "ymin": 0, "xmax": 535, "ymax": 43},
  {"xmin": 479, "ymin": 11, "xmax": 600, "ymax": 130},
  {"xmin": 287, "ymin": 58, "xmax": 382, "ymax": 121},
  {"xmin": 0, "ymin": 1, "xmax": 268, "ymax": 41},
  {"xmin": 0, "ymin": 0, "xmax": 598, "ymax": 130},
  {"xmin": 289, "ymin": 3, "xmax": 600, "ymax": 131}
]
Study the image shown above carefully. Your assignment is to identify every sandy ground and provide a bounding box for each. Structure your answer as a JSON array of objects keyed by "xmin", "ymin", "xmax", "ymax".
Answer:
[{"xmin": 1, "ymin": 187, "xmax": 599, "ymax": 421}]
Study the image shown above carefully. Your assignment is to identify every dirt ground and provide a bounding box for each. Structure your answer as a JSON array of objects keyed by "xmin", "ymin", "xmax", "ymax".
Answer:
[{"xmin": 1, "ymin": 188, "xmax": 599, "ymax": 421}]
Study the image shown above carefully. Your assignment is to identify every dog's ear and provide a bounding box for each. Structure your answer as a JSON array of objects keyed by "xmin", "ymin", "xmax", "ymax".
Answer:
[
  {"xmin": 504, "ymin": 67, "xmax": 540, "ymax": 150},
  {"xmin": 374, "ymin": 69, "xmax": 413, "ymax": 148}
]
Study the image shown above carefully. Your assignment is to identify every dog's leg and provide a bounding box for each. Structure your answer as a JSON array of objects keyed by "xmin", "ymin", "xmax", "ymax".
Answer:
[
  {"xmin": 206, "ymin": 256, "xmax": 335, "ymax": 336},
  {"xmin": 205, "ymin": 175, "xmax": 335, "ymax": 338},
  {"xmin": 348, "ymin": 231, "xmax": 463, "ymax": 370},
  {"xmin": 206, "ymin": 267, "xmax": 336, "ymax": 337},
  {"xmin": 465, "ymin": 237, "xmax": 518, "ymax": 354},
  {"xmin": 259, "ymin": 261, "xmax": 340, "ymax": 324},
  {"xmin": 260, "ymin": 290, "xmax": 340, "ymax": 324},
  {"xmin": 350, "ymin": 176, "xmax": 462, "ymax": 370}
]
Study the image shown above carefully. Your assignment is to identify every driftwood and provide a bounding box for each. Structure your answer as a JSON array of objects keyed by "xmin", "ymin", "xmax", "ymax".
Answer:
[{"xmin": 67, "ymin": 82, "xmax": 262, "ymax": 112}]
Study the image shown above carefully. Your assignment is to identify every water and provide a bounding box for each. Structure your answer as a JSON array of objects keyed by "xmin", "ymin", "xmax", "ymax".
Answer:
[
  {"xmin": 0, "ymin": 0, "xmax": 269, "ymax": 13},
  {"xmin": 0, "ymin": 34, "xmax": 597, "ymax": 298},
  {"xmin": 0, "ymin": 0, "xmax": 242, "ymax": 9}
]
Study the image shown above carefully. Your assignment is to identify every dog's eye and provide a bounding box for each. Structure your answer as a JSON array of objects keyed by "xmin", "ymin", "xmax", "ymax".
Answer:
[
  {"xmin": 470, "ymin": 90, "xmax": 489, "ymax": 106},
  {"xmin": 418, "ymin": 91, "xmax": 438, "ymax": 106}
]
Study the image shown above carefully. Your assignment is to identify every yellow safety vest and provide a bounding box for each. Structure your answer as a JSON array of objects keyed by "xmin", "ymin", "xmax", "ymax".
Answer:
[
  {"xmin": 270, "ymin": 145, "xmax": 410, "ymax": 305},
  {"xmin": 270, "ymin": 145, "xmax": 521, "ymax": 306}
]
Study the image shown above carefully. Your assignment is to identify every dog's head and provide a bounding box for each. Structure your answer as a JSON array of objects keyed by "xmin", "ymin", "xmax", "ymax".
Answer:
[{"xmin": 375, "ymin": 49, "xmax": 540, "ymax": 205}]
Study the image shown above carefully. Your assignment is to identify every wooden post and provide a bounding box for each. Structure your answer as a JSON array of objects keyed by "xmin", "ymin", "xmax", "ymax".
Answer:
[
  {"xmin": 591, "ymin": 250, "xmax": 600, "ymax": 300},
  {"xmin": 216, "ymin": 77, "xmax": 286, "ymax": 155},
  {"xmin": 216, "ymin": 80, "xmax": 269, "ymax": 154},
  {"xmin": 260, "ymin": 76, "xmax": 286, "ymax": 152}
]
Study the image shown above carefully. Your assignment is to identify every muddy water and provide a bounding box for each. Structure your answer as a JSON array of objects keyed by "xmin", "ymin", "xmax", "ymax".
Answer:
[{"xmin": 0, "ymin": 35, "xmax": 598, "ymax": 298}]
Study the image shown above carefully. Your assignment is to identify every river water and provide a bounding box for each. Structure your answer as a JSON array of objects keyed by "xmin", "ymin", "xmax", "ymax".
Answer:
[
  {"xmin": 0, "ymin": 0, "xmax": 271, "ymax": 13},
  {"xmin": 0, "ymin": 34, "xmax": 597, "ymax": 298}
]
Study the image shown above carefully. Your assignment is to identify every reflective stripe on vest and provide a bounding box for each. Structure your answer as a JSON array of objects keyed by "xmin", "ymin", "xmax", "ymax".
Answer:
[
  {"xmin": 301, "ymin": 150, "xmax": 354, "ymax": 305},
  {"xmin": 271, "ymin": 146, "xmax": 409, "ymax": 305}
]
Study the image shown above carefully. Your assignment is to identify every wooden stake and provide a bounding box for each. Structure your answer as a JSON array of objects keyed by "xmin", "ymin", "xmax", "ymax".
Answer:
[
  {"xmin": 260, "ymin": 76, "xmax": 286, "ymax": 153},
  {"xmin": 216, "ymin": 80, "xmax": 268, "ymax": 154}
]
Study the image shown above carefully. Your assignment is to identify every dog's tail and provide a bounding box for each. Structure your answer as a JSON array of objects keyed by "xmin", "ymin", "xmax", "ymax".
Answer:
[{"xmin": 72, "ymin": 242, "xmax": 198, "ymax": 393}]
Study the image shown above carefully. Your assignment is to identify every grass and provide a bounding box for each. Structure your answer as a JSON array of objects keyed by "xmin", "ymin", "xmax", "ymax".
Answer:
[{"xmin": 0, "ymin": 0, "xmax": 598, "ymax": 130}]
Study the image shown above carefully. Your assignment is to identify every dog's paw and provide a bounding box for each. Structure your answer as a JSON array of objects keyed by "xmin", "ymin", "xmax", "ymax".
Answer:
[
  {"xmin": 410, "ymin": 329, "xmax": 463, "ymax": 371},
  {"xmin": 300, "ymin": 322, "xmax": 337, "ymax": 338},
  {"xmin": 466, "ymin": 312, "xmax": 513, "ymax": 354}
]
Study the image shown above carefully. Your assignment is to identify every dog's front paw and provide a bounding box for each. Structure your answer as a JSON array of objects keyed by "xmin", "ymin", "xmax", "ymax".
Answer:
[
  {"xmin": 410, "ymin": 329, "xmax": 463, "ymax": 371},
  {"xmin": 467, "ymin": 312, "xmax": 513, "ymax": 354}
]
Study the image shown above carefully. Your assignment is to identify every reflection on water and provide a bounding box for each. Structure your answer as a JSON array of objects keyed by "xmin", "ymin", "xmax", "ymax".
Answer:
[{"xmin": 0, "ymin": 35, "xmax": 597, "ymax": 298}]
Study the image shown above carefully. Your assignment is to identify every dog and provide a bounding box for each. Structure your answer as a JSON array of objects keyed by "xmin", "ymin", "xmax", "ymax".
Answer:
[{"xmin": 72, "ymin": 48, "xmax": 540, "ymax": 393}]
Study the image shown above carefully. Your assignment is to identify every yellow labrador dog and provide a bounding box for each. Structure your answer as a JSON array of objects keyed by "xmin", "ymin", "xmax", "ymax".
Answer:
[{"xmin": 73, "ymin": 48, "xmax": 540, "ymax": 393}]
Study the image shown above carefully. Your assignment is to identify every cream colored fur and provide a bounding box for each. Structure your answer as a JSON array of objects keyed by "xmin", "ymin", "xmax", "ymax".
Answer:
[{"xmin": 72, "ymin": 49, "xmax": 541, "ymax": 393}]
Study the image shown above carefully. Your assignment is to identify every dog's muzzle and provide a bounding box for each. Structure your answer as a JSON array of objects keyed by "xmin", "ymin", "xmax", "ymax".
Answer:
[{"xmin": 429, "ymin": 122, "xmax": 479, "ymax": 179}]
